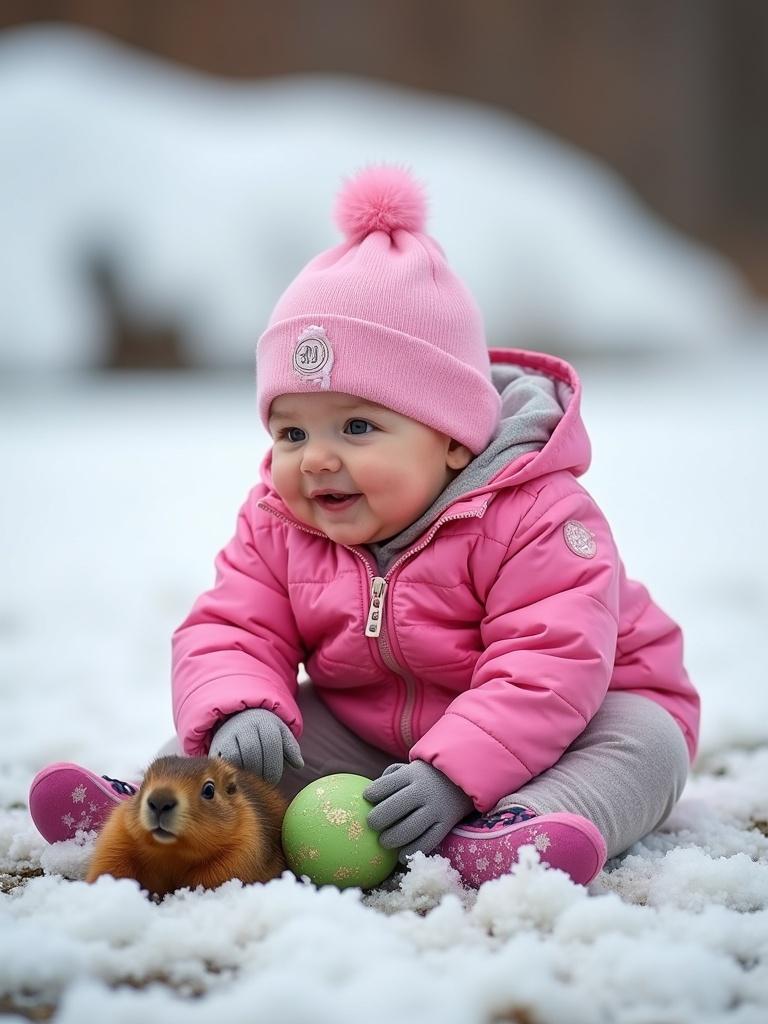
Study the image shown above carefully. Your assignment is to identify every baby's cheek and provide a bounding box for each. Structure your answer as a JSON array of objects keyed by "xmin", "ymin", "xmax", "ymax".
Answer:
[
  {"xmin": 367, "ymin": 465, "xmax": 408, "ymax": 498},
  {"xmin": 270, "ymin": 457, "xmax": 296, "ymax": 501},
  {"xmin": 370, "ymin": 467, "xmax": 432, "ymax": 515}
]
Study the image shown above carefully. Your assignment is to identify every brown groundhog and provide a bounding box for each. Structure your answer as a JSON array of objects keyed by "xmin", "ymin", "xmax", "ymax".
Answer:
[{"xmin": 85, "ymin": 755, "xmax": 287, "ymax": 897}]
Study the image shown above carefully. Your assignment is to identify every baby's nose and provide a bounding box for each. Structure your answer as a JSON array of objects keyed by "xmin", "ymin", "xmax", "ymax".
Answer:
[{"xmin": 300, "ymin": 443, "xmax": 342, "ymax": 473}]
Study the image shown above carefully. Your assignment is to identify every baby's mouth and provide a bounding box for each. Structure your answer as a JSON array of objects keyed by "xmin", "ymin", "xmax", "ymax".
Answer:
[{"xmin": 312, "ymin": 492, "xmax": 361, "ymax": 511}]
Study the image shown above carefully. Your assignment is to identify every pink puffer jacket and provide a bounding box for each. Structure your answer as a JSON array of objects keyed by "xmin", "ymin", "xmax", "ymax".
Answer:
[{"xmin": 173, "ymin": 348, "xmax": 699, "ymax": 811}]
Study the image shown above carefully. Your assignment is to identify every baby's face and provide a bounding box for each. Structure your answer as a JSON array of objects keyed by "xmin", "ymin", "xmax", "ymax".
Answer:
[{"xmin": 269, "ymin": 392, "xmax": 472, "ymax": 546}]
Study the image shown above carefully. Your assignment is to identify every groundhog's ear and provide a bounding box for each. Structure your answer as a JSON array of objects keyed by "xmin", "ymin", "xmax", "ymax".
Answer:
[{"xmin": 226, "ymin": 782, "xmax": 237, "ymax": 795}]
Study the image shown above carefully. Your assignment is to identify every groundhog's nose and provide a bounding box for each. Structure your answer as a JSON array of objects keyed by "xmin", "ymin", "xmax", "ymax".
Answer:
[{"xmin": 146, "ymin": 788, "xmax": 178, "ymax": 822}]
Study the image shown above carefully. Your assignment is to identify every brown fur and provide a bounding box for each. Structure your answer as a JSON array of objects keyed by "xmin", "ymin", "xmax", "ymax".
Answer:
[{"xmin": 85, "ymin": 756, "xmax": 287, "ymax": 897}]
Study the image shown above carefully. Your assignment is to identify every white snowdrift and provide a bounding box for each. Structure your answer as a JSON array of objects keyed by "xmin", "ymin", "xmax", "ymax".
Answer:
[{"xmin": 0, "ymin": 24, "xmax": 753, "ymax": 372}]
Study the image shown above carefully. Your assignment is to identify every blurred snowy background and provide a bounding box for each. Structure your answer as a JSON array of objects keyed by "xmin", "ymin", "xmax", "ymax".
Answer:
[
  {"xmin": 1, "ymin": 7, "xmax": 767, "ymax": 1023},
  {"xmin": 1, "ymin": 19, "xmax": 766, "ymax": 371}
]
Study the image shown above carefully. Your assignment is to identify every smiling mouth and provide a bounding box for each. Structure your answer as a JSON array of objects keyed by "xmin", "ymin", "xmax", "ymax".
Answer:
[{"xmin": 312, "ymin": 493, "xmax": 361, "ymax": 511}]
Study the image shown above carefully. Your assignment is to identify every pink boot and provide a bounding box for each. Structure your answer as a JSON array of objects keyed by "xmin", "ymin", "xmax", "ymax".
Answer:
[
  {"xmin": 28, "ymin": 762, "xmax": 138, "ymax": 844},
  {"xmin": 437, "ymin": 806, "xmax": 607, "ymax": 888}
]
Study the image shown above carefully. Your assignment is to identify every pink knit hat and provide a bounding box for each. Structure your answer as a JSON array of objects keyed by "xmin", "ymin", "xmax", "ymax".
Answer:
[{"xmin": 257, "ymin": 166, "xmax": 501, "ymax": 453}]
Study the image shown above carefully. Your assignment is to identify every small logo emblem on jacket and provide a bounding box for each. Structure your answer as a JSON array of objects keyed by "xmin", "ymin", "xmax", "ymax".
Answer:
[
  {"xmin": 293, "ymin": 325, "xmax": 334, "ymax": 390},
  {"xmin": 563, "ymin": 520, "xmax": 597, "ymax": 559}
]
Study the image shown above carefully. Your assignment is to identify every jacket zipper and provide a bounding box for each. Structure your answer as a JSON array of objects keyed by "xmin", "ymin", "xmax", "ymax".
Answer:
[
  {"xmin": 364, "ymin": 508, "xmax": 487, "ymax": 750},
  {"xmin": 365, "ymin": 577, "xmax": 387, "ymax": 637},
  {"xmin": 258, "ymin": 500, "xmax": 487, "ymax": 752}
]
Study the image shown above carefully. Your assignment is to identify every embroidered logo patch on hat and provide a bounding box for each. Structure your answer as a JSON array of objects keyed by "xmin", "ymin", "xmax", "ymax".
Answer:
[
  {"xmin": 293, "ymin": 325, "xmax": 334, "ymax": 390},
  {"xmin": 563, "ymin": 520, "xmax": 597, "ymax": 559}
]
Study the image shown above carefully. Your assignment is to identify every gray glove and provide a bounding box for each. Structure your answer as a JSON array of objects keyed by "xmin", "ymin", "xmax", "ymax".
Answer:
[
  {"xmin": 211, "ymin": 708, "xmax": 304, "ymax": 785},
  {"xmin": 364, "ymin": 760, "xmax": 474, "ymax": 863}
]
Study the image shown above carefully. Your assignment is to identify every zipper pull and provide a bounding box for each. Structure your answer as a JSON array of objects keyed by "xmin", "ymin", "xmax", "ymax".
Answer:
[{"xmin": 365, "ymin": 576, "xmax": 387, "ymax": 637}]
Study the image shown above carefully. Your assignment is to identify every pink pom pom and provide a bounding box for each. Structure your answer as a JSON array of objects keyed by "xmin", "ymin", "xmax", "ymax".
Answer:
[{"xmin": 334, "ymin": 165, "xmax": 427, "ymax": 242}]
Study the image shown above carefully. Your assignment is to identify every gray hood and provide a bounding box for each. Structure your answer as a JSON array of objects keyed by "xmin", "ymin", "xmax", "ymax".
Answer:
[{"xmin": 366, "ymin": 362, "xmax": 568, "ymax": 574}]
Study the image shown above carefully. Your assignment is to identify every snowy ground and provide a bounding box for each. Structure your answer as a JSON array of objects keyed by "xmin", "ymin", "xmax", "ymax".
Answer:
[{"xmin": 1, "ymin": 347, "xmax": 768, "ymax": 1022}]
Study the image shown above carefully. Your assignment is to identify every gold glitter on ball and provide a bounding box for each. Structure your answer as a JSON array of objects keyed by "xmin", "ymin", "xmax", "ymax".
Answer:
[
  {"xmin": 297, "ymin": 845, "xmax": 320, "ymax": 861},
  {"xmin": 347, "ymin": 821, "xmax": 363, "ymax": 841},
  {"xmin": 325, "ymin": 807, "xmax": 351, "ymax": 826}
]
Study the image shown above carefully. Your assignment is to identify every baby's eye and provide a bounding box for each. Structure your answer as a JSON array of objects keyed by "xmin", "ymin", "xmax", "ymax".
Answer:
[
  {"xmin": 279, "ymin": 427, "xmax": 306, "ymax": 443},
  {"xmin": 345, "ymin": 419, "xmax": 374, "ymax": 435}
]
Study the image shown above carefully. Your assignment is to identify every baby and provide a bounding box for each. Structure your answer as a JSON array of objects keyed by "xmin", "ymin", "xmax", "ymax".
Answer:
[{"xmin": 30, "ymin": 166, "xmax": 699, "ymax": 888}]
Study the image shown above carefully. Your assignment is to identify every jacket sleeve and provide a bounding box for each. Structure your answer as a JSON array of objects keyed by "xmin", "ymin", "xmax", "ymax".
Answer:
[
  {"xmin": 409, "ymin": 485, "xmax": 620, "ymax": 811},
  {"xmin": 172, "ymin": 489, "xmax": 303, "ymax": 756}
]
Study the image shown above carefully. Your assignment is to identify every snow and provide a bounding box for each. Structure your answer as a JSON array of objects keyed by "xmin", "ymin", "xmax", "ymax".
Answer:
[
  {"xmin": 0, "ymin": 23, "xmax": 758, "ymax": 373},
  {"xmin": 2, "ymin": 346, "xmax": 768, "ymax": 1022},
  {"xmin": 2, "ymin": 21, "xmax": 768, "ymax": 1022}
]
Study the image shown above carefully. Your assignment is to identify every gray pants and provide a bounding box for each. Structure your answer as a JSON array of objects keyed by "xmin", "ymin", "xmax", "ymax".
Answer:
[{"xmin": 163, "ymin": 685, "xmax": 690, "ymax": 859}]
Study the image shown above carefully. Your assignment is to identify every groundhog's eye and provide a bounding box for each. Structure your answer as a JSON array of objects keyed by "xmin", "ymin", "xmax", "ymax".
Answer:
[{"xmin": 201, "ymin": 781, "xmax": 215, "ymax": 800}]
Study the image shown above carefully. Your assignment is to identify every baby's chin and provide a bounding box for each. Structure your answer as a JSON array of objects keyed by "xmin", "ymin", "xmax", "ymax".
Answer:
[
  {"xmin": 313, "ymin": 522, "xmax": 382, "ymax": 546},
  {"xmin": 305, "ymin": 514, "xmax": 401, "ymax": 547}
]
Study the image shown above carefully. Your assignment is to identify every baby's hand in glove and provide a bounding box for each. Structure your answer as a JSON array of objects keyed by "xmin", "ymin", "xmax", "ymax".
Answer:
[
  {"xmin": 364, "ymin": 760, "xmax": 474, "ymax": 863},
  {"xmin": 211, "ymin": 708, "xmax": 304, "ymax": 785}
]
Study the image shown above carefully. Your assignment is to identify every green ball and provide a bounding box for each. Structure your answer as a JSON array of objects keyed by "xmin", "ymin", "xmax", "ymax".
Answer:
[{"xmin": 281, "ymin": 773, "xmax": 399, "ymax": 889}]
